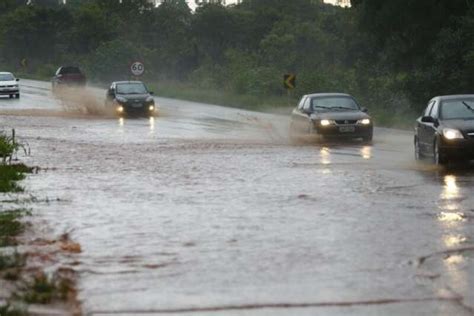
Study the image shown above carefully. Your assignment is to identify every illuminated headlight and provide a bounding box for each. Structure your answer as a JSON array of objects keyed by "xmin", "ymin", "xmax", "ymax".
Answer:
[
  {"xmin": 320, "ymin": 119, "xmax": 335, "ymax": 126},
  {"xmin": 443, "ymin": 128, "xmax": 464, "ymax": 140},
  {"xmin": 358, "ymin": 118, "xmax": 371, "ymax": 125},
  {"xmin": 116, "ymin": 105, "xmax": 124, "ymax": 113},
  {"xmin": 149, "ymin": 105, "xmax": 155, "ymax": 111}
]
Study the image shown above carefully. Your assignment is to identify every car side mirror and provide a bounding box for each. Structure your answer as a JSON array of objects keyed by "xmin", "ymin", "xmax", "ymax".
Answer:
[
  {"xmin": 108, "ymin": 88, "xmax": 115, "ymax": 96},
  {"xmin": 149, "ymin": 91, "xmax": 154, "ymax": 95},
  {"xmin": 421, "ymin": 116, "xmax": 435, "ymax": 123},
  {"xmin": 16, "ymin": 78, "xmax": 20, "ymax": 82},
  {"xmin": 361, "ymin": 107, "xmax": 369, "ymax": 113}
]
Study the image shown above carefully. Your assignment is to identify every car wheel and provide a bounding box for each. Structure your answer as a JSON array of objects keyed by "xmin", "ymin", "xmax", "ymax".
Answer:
[
  {"xmin": 414, "ymin": 137, "xmax": 423, "ymax": 160},
  {"xmin": 433, "ymin": 139, "xmax": 447, "ymax": 165},
  {"xmin": 15, "ymin": 93, "xmax": 20, "ymax": 99},
  {"xmin": 363, "ymin": 133, "xmax": 373, "ymax": 143},
  {"xmin": 9, "ymin": 94, "xmax": 13, "ymax": 99}
]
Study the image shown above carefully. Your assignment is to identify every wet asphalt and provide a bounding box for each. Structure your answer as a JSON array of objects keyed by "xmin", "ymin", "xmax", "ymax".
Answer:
[{"xmin": 0, "ymin": 80, "xmax": 473, "ymax": 315}]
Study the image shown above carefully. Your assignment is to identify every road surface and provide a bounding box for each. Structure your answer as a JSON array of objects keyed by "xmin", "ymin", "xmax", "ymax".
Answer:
[{"xmin": 0, "ymin": 80, "xmax": 473, "ymax": 315}]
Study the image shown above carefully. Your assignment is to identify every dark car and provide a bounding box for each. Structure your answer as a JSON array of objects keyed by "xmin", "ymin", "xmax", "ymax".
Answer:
[
  {"xmin": 105, "ymin": 81, "xmax": 155, "ymax": 116},
  {"xmin": 51, "ymin": 66, "xmax": 86, "ymax": 91},
  {"xmin": 414, "ymin": 95, "xmax": 474, "ymax": 164},
  {"xmin": 290, "ymin": 93, "xmax": 373, "ymax": 142}
]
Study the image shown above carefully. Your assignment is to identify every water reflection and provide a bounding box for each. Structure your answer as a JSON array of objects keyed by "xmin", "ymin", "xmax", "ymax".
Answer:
[
  {"xmin": 360, "ymin": 146, "xmax": 372, "ymax": 160},
  {"xmin": 118, "ymin": 117, "xmax": 124, "ymax": 127},
  {"xmin": 443, "ymin": 234, "xmax": 467, "ymax": 247},
  {"xmin": 149, "ymin": 117, "xmax": 155, "ymax": 133},
  {"xmin": 444, "ymin": 254, "xmax": 464, "ymax": 266},
  {"xmin": 441, "ymin": 175, "xmax": 459, "ymax": 200},
  {"xmin": 320, "ymin": 147, "xmax": 331, "ymax": 165},
  {"xmin": 437, "ymin": 175, "xmax": 465, "ymax": 225}
]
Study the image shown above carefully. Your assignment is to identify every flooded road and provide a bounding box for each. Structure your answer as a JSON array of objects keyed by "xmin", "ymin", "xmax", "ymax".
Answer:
[{"xmin": 1, "ymin": 80, "xmax": 473, "ymax": 315}]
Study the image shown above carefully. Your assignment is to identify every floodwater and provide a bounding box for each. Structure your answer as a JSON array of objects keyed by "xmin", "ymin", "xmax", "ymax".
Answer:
[{"xmin": 0, "ymin": 80, "xmax": 473, "ymax": 315}]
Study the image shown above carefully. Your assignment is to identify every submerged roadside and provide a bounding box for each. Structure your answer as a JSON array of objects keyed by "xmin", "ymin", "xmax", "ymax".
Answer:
[{"xmin": 0, "ymin": 129, "xmax": 81, "ymax": 315}]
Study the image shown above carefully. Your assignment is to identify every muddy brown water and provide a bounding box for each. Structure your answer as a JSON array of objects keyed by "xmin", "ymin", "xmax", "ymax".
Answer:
[{"xmin": 0, "ymin": 80, "xmax": 473, "ymax": 315}]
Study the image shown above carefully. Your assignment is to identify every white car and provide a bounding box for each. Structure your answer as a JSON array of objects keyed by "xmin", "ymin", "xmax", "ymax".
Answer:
[{"xmin": 0, "ymin": 72, "xmax": 20, "ymax": 99}]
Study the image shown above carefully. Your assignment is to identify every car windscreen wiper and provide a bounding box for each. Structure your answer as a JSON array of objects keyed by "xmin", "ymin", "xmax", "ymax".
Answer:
[
  {"xmin": 313, "ymin": 106, "xmax": 331, "ymax": 110},
  {"xmin": 462, "ymin": 101, "xmax": 474, "ymax": 112},
  {"xmin": 332, "ymin": 106, "xmax": 356, "ymax": 111}
]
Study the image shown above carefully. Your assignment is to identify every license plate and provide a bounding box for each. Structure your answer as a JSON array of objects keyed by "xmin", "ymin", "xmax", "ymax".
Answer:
[
  {"xmin": 339, "ymin": 126, "xmax": 355, "ymax": 133},
  {"xmin": 132, "ymin": 103, "xmax": 142, "ymax": 108}
]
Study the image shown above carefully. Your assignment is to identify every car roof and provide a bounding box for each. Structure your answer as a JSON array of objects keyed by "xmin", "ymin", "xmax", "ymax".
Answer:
[
  {"xmin": 113, "ymin": 81, "xmax": 144, "ymax": 84},
  {"xmin": 431, "ymin": 95, "xmax": 474, "ymax": 102},
  {"xmin": 304, "ymin": 93, "xmax": 352, "ymax": 98}
]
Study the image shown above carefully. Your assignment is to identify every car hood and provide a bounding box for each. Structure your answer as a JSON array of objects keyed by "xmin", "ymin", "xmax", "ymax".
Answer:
[
  {"xmin": 310, "ymin": 111, "xmax": 369, "ymax": 120},
  {"xmin": 117, "ymin": 93, "xmax": 150, "ymax": 101},
  {"xmin": 442, "ymin": 119, "xmax": 474, "ymax": 132},
  {"xmin": 0, "ymin": 80, "xmax": 18, "ymax": 85}
]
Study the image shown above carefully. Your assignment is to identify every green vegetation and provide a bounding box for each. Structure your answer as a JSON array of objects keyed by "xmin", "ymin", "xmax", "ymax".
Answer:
[
  {"xmin": 0, "ymin": 209, "xmax": 30, "ymax": 247},
  {"xmin": 0, "ymin": 304, "xmax": 28, "ymax": 316},
  {"xmin": 0, "ymin": 0, "xmax": 472, "ymax": 126},
  {"xmin": 20, "ymin": 272, "xmax": 75, "ymax": 304}
]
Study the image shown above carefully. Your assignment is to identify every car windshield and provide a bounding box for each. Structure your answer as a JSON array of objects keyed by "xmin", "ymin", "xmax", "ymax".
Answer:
[
  {"xmin": 116, "ymin": 83, "xmax": 148, "ymax": 94},
  {"xmin": 0, "ymin": 73, "xmax": 15, "ymax": 81},
  {"xmin": 60, "ymin": 67, "xmax": 81, "ymax": 74},
  {"xmin": 311, "ymin": 96, "xmax": 359, "ymax": 112},
  {"xmin": 440, "ymin": 99, "xmax": 474, "ymax": 120}
]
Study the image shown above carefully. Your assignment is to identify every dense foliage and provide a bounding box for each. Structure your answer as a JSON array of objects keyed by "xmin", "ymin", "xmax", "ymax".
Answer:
[{"xmin": 0, "ymin": 0, "xmax": 473, "ymax": 121}]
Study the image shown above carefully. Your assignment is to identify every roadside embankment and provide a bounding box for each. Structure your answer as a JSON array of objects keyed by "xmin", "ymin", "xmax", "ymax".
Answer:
[{"xmin": 0, "ymin": 130, "xmax": 81, "ymax": 316}]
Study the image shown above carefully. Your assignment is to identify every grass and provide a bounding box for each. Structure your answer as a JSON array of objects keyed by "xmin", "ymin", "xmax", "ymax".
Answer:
[
  {"xmin": 0, "ymin": 209, "xmax": 30, "ymax": 247},
  {"xmin": 0, "ymin": 303, "xmax": 28, "ymax": 316},
  {"xmin": 21, "ymin": 272, "xmax": 74, "ymax": 304},
  {"xmin": 0, "ymin": 252, "xmax": 26, "ymax": 271}
]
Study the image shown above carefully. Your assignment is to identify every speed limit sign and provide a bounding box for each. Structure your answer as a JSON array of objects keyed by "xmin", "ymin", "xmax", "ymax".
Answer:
[{"xmin": 130, "ymin": 61, "xmax": 145, "ymax": 76}]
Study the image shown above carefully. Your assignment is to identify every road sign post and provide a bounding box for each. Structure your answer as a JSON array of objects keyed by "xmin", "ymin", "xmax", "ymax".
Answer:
[{"xmin": 284, "ymin": 74, "xmax": 296, "ymax": 107}]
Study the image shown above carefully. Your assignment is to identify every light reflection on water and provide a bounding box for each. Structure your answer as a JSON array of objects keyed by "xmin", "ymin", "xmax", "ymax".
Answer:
[
  {"xmin": 443, "ymin": 234, "xmax": 467, "ymax": 247},
  {"xmin": 320, "ymin": 147, "xmax": 331, "ymax": 165},
  {"xmin": 437, "ymin": 175, "xmax": 465, "ymax": 224},
  {"xmin": 149, "ymin": 117, "xmax": 155, "ymax": 133},
  {"xmin": 118, "ymin": 117, "xmax": 124, "ymax": 127},
  {"xmin": 360, "ymin": 146, "xmax": 372, "ymax": 160}
]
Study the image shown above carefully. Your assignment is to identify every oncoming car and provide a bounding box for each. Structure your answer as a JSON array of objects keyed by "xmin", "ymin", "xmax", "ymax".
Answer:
[
  {"xmin": 105, "ymin": 81, "xmax": 155, "ymax": 116},
  {"xmin": 51, "ymin": 66, "xmax": 86, "ymax": 91},
  {"xmin": 415, "ymin": 95, "xmax": 474, "ymax": 164},
  {"xmin": 0, "ymin": 72, "xmax": 20, "ymax": 98},
  {"xmin": 290, "ymin": 93, "xmax": 373, "ymax": 142}
]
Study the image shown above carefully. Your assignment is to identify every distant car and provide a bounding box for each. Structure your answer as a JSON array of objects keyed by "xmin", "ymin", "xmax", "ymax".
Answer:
[
  {"xmin": 415, "ymin": 95, "xmax": 474, "ymax": 164},
  {"xmin": 290, "ymin": 93, "xmax": 373, "ymax": 142},
  {"xmin": 51, "ymin": 66, "xmax": 86, "ymax": 91},
  {"xmin": 0, "ymin": 72, "xmax": 20, "ymax": 99},
  {"xmin": 105, "ymin": 81, "xmax": 155, "ymax": 116}
]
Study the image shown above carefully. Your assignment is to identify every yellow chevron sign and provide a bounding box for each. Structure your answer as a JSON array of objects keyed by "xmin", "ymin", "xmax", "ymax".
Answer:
[{"xmin": 284, "ymin": 74, "xmax": 296, "ymax": 89}]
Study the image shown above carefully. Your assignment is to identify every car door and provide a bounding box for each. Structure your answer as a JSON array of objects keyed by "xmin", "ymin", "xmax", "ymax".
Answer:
[
  {"xmin": 291, "ymin": 96, "xmax": 308, "ymax": 131},
  {"xmin": 424, "ymin": 100, "xmax": 440, "ymax": 154},
  {"xmin": 417, "ymin": 101, "xmax": 435, "ymax": 152}
]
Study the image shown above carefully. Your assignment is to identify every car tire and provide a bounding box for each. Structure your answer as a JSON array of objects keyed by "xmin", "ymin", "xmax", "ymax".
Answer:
[
  {"xmin": 363, "ymin": 134, "xmax": 373, "ymax": 143},
  {"xmin": 414, "ymin": 137, "xmax": 423, "ymax": 160},
  {"xmin": 15, "ymin": 93, "xmax": 20, "ymax": 99},
  {"xmin": 9, "ymin": 94, "xmax": 13, "ymax": 99},
  {"xmin": 433, "ymin": 139, "xmax": 447, "ymax": 165}
]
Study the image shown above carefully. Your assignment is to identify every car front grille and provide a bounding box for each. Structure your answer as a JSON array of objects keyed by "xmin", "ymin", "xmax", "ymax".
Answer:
[
  {"xmin": 335, "ymin": 120, "xmax": 357, "ymax": 125},
  {"xmin": 467, "ymin": 132, "xmax": 474, "ymax": 139}
]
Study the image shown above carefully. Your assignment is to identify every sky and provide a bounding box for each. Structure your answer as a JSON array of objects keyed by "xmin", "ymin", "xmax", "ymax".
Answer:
[{"xmin": 186, "ymin": 0, "xmax": 345, "ymax": 10}]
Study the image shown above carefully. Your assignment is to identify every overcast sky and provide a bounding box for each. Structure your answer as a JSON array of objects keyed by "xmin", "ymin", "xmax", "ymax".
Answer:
[{"xmin": 186, "ymin": 0, "xmax": 341, "ymax": 10}]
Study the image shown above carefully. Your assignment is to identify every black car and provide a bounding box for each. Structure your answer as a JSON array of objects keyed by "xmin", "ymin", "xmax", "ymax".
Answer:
[
  {"xmin": 105, "ymin": 81, "xmax": 155, "ymax": 116},
  {"xmin": 290, "ymin": 93, "xmax": 373, "ymax": 142},
  {"xmin": 51, "ymin": 66, "xmax": 86, "ymax": 91},
  {"xmin": 415, "ymin": 95, "xmax": 474, "ymax": 164}
]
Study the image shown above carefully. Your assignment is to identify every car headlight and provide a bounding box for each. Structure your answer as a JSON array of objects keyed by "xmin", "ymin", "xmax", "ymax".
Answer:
[
  {"xmin": 115, "ymin": 96, "xmax": 127, "ymax": 103},
  {"xmin": 358, "ymin": 118, "xmax": 371, "ymax": 125},
  {"xmin": 443, "ymin": 128, "xmax": 464, "ymax": 140},
  {"xmin": 320, "ymin": 119, "xmax": 335, "ymax": 126},
  {"xmin": 149, "ymin": 105, "xmax": 155, "ymax": 111},
  {"xmin": 116, "ymin": 105, "xmax": 124, "ymax": 113}
]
